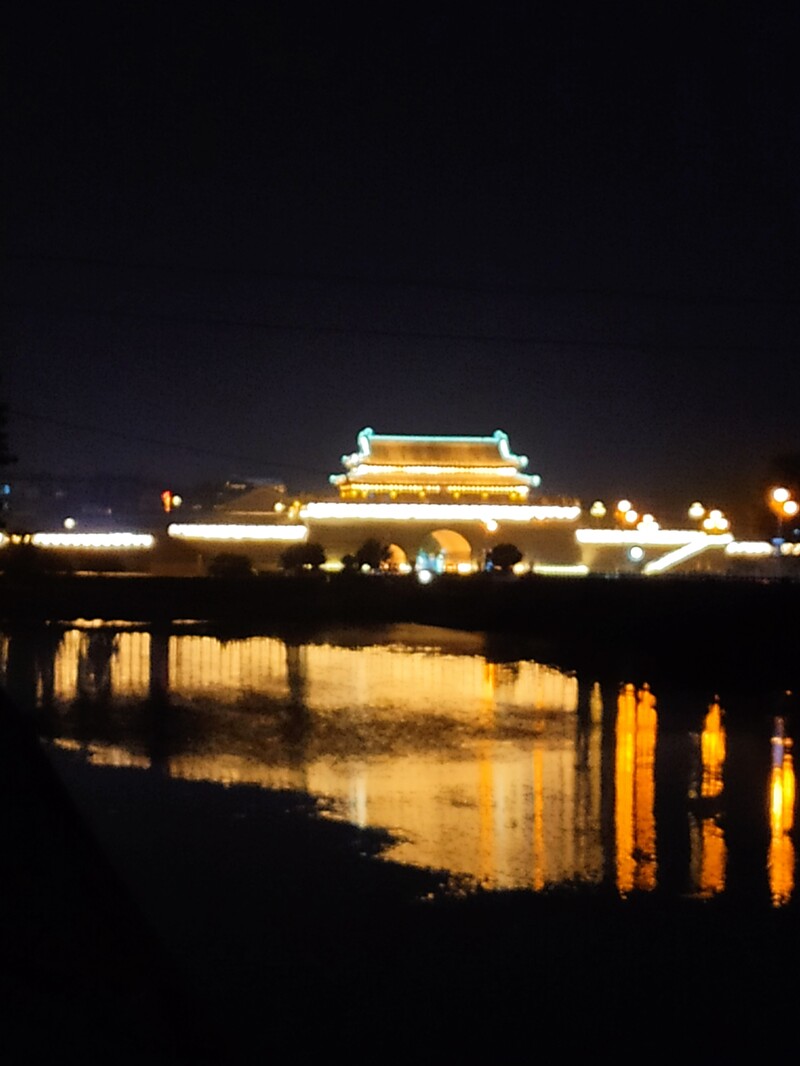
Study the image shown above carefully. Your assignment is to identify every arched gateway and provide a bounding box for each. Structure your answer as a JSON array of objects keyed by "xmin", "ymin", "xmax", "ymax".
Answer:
[
  {"xmin": 417, "ymin": 530, "xmax": 473, "ymax": 573},
  {"xmin": 172, "ymin": 429, "xmax": 582, "ymax": 572},
  {"xmin": 127, "ymin": 427, "xmax": 741, "ymax": 578},
  {"xmin": 298, "ymin": 428, "xmax": 580, "ymax": 570}
]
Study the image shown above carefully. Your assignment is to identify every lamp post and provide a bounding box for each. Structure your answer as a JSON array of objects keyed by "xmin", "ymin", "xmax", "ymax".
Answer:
[
  {"xmin": 615, "ymin": 499, "xmax": 638, "ymax": 528},
  {"xmin": 702, "ymin": 508, "xmax": 729, "ymax": 534},
  {"xmin": 780, "ymin": 498, "xmax": 799, "ymax": 540},
  {"xmin": 769, "ymin": 487, "xmax": 796, "ymax": 543}
]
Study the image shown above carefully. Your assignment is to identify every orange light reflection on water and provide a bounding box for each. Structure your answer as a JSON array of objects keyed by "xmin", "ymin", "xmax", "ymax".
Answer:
[
  {"xmin": 8, "ymin": 623, "xmax": 797, "ymax": 903},
  {"xmin": 691, "ymin": 698, "xmax": 728, "ymax": 898},
  {"xmin": 615, "ymin": 683, "xmax": 658, "ymax": 896},
  {"xmin": 701, "ymin": 699, "xmax": 726, "ymax": 801},
  {"xmin": 768, "ymin": 716, "xmax": 795, "ymax": 907}
]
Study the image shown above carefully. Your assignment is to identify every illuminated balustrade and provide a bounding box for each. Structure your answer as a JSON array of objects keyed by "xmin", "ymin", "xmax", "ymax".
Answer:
[
  {"xmin": 336, "ymin": 483, "xmax": 530, "ymax": 497},
  {"xmin": 725, "ymin": 541, "xmax": 774, "ymax": 556},
  {"xmin": 340, "ymin": 484, "xmax": 443, "ymax": 495},
  {"xmin": 167, "ymin": 523, "xmax": 308, "ymax": 542},
  {"xmin": 344, "ymin": 464, "xmax": 524, "ymax": 478},
  {"xmin": 576, "ymin": 528, "xmax": 714, "ymax": 546},
  {"xmin": 31, "ymin": 532, "xmax": 155, "ymax": 549},
  {"xmin": 643, "ymin": 535, "xmax": 732, "ymax": 574},
  {"xmin": 575, "ymin": 528, "xmax": 733, "ymax": 575},
  {"xmin": 532, "ymin": 563, "xmax": 590, "ymax": 576},
  {"xmin": 302, "ymin": 502, "xmax": 580, "ymax": 522}
]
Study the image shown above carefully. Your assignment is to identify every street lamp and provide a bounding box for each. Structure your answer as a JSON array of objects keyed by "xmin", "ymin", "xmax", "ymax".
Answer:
[
  {"xmin": 768, "ymin": 487, "xmax": 797, "ymax": 541},
  {"xmin": 636, "ymin": 513, "xmax": 659, "ymax": 532},
  {"xmin": 615, "ymin": 499, "xmax": 639, "ymax": 526},
  {"xmin": 702, "ymin": 509, "xmax": 729, "ymax": 533}
]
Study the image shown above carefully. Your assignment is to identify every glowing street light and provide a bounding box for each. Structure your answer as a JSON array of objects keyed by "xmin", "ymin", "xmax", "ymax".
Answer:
[
  {"xmin": 614, "ymin": 499, "xmax": 639, "ymax": 527},
  {"xmin": 702, "ymin": 509, "xmax": 729, "ymax": 533},
  {"xmin": 688, "ymin": 501, "xmax": 706, "ymax": 521},
  {"xmin": 636, "ymin": 513, "xmax": 659, "ymax": 532},
  {"xmin": 768, "ymin": 487, "xmax": 798, "ymax": 541}
]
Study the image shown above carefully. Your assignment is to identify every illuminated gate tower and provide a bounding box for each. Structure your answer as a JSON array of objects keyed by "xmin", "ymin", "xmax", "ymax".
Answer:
[
  {"xmin": 332, "ymin": 428, "xmax": 539, "ymax": 503},
  {"xmin": 303, "ymin": 428, "xmax": 582, "ymax": 572}
]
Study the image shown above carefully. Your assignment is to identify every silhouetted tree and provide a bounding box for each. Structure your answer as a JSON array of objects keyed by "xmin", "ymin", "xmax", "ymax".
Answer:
[
  {"xmin": 487, "ymin": 543, "xmax": 523, "ymax": 571},
  {"xmin": 354, "ymin": 538, "xmax": 391, "ymax": 571},
  {"xmin": 280, "ymin": 542, "xmax": 326, "ymax": 572}
]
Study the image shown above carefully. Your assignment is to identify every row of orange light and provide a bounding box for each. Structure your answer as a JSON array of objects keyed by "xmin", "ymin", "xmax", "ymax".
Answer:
[
  {"xmin": 589, "ymin": 498, "xmax": 730, "ymax": 533},
  {"xmin": 689, "ymin": 503, "xmax": 731, "ymax": 533},
  {"xmin": 588, "ymin": 499, "xmax": 660, "ymax": 530}
]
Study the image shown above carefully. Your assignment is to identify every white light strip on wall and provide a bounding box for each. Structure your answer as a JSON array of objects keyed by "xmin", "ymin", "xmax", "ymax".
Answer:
[
  {"xmin": 31, "ymin": 532, "xmax": 155, "ymax": 549},
  {"xmin": 576, "ymin": 528, "xmax": 708, "ymax": 546},
  {"xmin": 725, "ymin": 541, "xmax": 774, "ymax": 556},
  {"xmin": 532, "ymin": 564, "xmax": 590, "ymax": 576},
  {"xmin": 332, "ymin": 488, "xmax": 533, "ymax": 498},
  {"xmin": 349, "ymin": 464, "xmax": 524, "ymax": 477},
  {"xmin": 642, "ymin": 534, "xmax": 732, "ymax": 574},
  {"xmin": 301, "ymin": 502, "xmax": 581, "ymax": 522},
  {"xmin": 167, "ymin": 524, "xmax": 308, "ymax": 542},
  {"xmin": 334, "ymin": 483, "xmax": 531, "ymax": 495}
]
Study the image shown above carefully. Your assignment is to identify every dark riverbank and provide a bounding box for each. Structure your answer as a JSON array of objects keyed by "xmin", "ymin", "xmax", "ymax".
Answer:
[
  {"xmin": 3, "ymin": 680, "xmax": 800, "ymax": 1063},
  {"xmin": 3, "ymin": 578, "xmax": 800, "ymax": 1060},
  {"xmin": 2, "ymin": 570, "xmax": 800, "ymax": 693}
]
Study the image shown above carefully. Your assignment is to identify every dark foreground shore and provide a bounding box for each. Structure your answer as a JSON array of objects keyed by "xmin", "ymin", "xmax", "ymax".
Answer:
[
  {"xmin": 3, "ymin": 571, "xmax": 800, "ymax": 1060},
  {"xmin": 2, "ymin": 680, "xmax": 800, "ymax": 1063}
]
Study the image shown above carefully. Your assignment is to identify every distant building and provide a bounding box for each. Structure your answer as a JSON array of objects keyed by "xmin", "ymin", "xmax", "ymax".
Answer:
[
  {"xmin": 4, "ymin": 473, "xmax": 166, "ymax": 532},
  {"xmin": 298, "ymin": 427, "xmax": 579, "ymax": 572},
  {"xmin": 213, "ymin": 477, "xmax": 287, "ymax": 516},
  {"xmin": 6, "ymin": 429, "xmax": 766, "ymax": 579}
]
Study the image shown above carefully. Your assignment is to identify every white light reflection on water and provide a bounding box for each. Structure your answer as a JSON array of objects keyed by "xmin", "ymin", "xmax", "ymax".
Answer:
[{"xmin": 0, "ymin": 621, "xmax": 796, "ymax": 903}]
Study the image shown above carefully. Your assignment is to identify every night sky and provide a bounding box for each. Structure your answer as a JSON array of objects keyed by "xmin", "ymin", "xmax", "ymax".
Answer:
[{"xmin": 4, "ymin": 3, "xmax": 800, "ymax": 523}]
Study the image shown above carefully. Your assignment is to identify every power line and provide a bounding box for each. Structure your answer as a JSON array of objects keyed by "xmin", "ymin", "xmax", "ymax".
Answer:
[
  {"xmin": 7, "ymin": 407, "xmax": 332, "ymax": 477},
  {"xmin": 4, "ymin": 298, "xmax": 800, "ymax": 355},
  {"xmin": 7, "ymin": 251, "xmax": 800, "ymax": 308}
]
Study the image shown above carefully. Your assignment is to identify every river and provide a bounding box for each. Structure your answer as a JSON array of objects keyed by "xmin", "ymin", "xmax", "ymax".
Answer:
[{"xmin": 1, "ymin": 618, "xmax": 798, "ymax": 1059}]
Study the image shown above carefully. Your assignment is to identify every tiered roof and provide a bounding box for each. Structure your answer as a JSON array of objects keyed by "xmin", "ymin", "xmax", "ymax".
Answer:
[{"xmin": 330, "ymin": 428, "xmax": 540, "ymax": 500}]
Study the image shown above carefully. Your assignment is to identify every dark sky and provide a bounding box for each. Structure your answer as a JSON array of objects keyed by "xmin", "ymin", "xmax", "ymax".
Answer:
[{"xmin": 4, "ymin": 2, "xmax": 800, "ymax": 521}]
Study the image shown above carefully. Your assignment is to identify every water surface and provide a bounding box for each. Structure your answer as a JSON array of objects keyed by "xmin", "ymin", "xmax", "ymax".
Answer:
[{"xmin": 2, "ymin": 620, "xmax": 794, "ymax": 907}]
